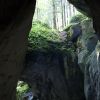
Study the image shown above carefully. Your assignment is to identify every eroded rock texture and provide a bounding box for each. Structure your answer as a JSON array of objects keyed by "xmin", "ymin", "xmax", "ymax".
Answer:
[
  {"xmin": 0, "ymin": 0, "xmax": 36, "ymax": 100},
  {"xmin": 21, "ymin": 50, "xmax": 85, "ymax": 100},
  {"xmin": 78, "ymin": 19, "xmax": 100, "ymax": 100},
  {"xmin": 67, "ymin": 1, "xmax": 100, "ymax": 100}
]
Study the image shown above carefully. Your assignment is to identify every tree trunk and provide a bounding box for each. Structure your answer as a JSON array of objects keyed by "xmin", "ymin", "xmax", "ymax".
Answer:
[
  {"xmin": 52, "ymin": 0, "xmax": 57, "ymax": 29},
  {"xmin": 0, "ymin": 0, "xmax": 36, "ymax": 100}
]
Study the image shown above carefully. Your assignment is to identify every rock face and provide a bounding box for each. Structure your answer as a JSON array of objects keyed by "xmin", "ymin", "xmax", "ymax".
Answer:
[
  {"xmin": 78, "ymin": 19, "xmax": 100, "ymax": 100},
  {"xmin": 79, "ymin": 42, "xmax": 100, "ymax": 100},
  {"xmin": 67, "ymin": 16, "xmax": 100, "ymax": 100},
  {"xmin": 68, "ymin": 0, "xmax": 100, "ymax": 39},
  {"xmin": 21, "ymin": 50, "xmax": 85, "ymax": 100},
  {"xmin": 83, "ymin": 0, "xmax": 100, "ymax": 38},
  {"xmin": 68, "ymin": 0, "xmax": 91, "ymax": 17},
  {"xmin": 0, "ymin": 0, "xmax": 36, "ymax": 100},
  {"xmin": 70, "ymin": 23, "xmax": 82, "ymax": 43},
  {"xmin": 84, "ymin": 43, "xmax": 100, "ymax": 100}
]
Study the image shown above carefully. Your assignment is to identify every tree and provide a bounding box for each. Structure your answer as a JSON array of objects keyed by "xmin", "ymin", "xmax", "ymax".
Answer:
[{"xmin": 52, "ymin": 0, "xmax": 57, "ymax": 29}]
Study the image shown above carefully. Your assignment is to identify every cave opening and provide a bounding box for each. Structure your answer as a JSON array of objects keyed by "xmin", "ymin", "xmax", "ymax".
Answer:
[{"xmin": 16, "ymin": 1, "xmax": 89, "ymax": 100}]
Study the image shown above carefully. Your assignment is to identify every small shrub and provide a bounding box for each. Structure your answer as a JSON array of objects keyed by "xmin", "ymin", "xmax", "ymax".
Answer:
[
  {"xmin": 28, "ymin": 21, "xmax": 61, "ymax": 51},
  {"xmin": 28, "ymin": 21, "xmax": 75, "ymax": 53},
  {"xmin": 16, "ymin": 81, "xmax": 30, "ymax": 100},
  {"xmin": 70, "ymin": 14, "xmax": 87, "ymax": 24}
]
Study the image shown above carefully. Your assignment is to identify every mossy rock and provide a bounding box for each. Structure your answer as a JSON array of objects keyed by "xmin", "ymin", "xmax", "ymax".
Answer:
[{"xmin": 28, "ymin": 21, "xmax": 75, "ymax": 54}]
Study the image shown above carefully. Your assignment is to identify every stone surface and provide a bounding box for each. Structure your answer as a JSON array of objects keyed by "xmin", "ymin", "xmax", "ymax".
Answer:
[
  {"xmin": 78, "ymin": 18, "xmax": 100, "ymax": 100},
  {"xmin": 70, "ymin": 23, "xmax": 82, "ymax": 43},
  {"xmin": 68, "ymin": 0, "xmax": 91, "ymax": 17},
  {"xmin": 68, "ymin": 0, "xmax": 100, "ymax": 39},
  {"xmin": 84, "ymin": 42, "xmax": 100, "ymax": 100},
  {"xmin": 0, "ymin": 0, "xmax": 36, "ymax": 100},
  {"xmin": 21, "ymin": 50, "xmax": 85, "ymax": 100},
  {"xmin": 80, "ymin": 19, "xmax": 97, "ymax": 52}
]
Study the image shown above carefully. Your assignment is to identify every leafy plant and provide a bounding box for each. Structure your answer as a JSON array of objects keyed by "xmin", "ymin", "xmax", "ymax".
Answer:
[
  {"xmin": 28, "ymin": 21, "xmax": 61, "ymax": 51},
  {"xmin": 28, "ymin": 21, "xmax": 75, "ymax": 54},
  {"xmin": 16, "ymin": 81, "xmax": 30, "ymax": 100},
  {"xmin": 70, "ymin": 14, "xmax": 87, "ymax": 24}
]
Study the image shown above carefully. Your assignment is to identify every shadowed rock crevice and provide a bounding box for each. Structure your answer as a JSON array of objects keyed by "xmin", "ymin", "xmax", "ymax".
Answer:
[{"xmin": 21, "ymin": 50, "xmax": 85, "ymax": 100}]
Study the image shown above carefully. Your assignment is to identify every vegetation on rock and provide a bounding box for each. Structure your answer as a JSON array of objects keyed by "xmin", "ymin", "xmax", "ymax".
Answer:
[
  {"xmin": 16, "ymin": 81, "xmax": 30, "ymax": 100},
  {"xmin": 28, "ymin": 21, "xmax": 60, "ymax": 51},
  {"xmin": 28, "ymin": 21, "xmax": 75, "ymax": 53},
  {"xmin": 17, "ymin": 14, "xmax": 90, "ymax": 99}
]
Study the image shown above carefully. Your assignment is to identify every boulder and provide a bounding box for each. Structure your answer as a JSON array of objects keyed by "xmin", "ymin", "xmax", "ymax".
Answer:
[{"xmin": 80, "ymin": 18, "xmax": 97, "ymax": 51}]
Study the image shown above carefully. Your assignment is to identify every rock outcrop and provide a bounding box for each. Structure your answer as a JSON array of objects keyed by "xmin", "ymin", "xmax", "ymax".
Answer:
[
  {"xmin": 66, "ymin": 0, "xmax": 100, "ymax": 97},
  {"xmin": 78, "ymin": 18, "xmax": 100, "ymax": 100},
  {"xmin": 64, "ymin": 16, "xmax": 100, "ymax": 100},
  {"xmin": 21, "ymin": 49, "xmax": 85, "ymax": 100},
  {"xmin": 68, "ymin": 0, "xmax": 100, "ymax": 39}
]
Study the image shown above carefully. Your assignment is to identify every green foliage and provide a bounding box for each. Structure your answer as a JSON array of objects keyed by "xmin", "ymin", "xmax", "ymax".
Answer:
[
  {"xmin": 64, "ymin": 14, "xmax": 86, "ymax": 41},
  {"xmin": 28, "ymin": 21, "xmax": 61, "ymax": 51},
  {"xmin": 64, "ymin": 14, "xmax": 89, "ymax": 42},
  {"xmin": 70, "ymin": 14, "xmax": 87, "ymax": 24},
  {"xmin": 16, "ymin": 81, "xmax": 30, "ymax": 100},
  {"xmin": 28, "ymin": 21, "xmax": 75, "ymax": 54},
  {"xmin": 63, "ymin": 14, "xmax": 89, "ymax": 51},
  {"xmin": 63, "ymin": 24, "xmax": 73, "ymax": 41}
]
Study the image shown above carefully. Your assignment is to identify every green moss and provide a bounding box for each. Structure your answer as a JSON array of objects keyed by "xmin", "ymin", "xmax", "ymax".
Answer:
[{"xmin": 64, "ymin": 14, "xmax": 87, "ymax": 41}]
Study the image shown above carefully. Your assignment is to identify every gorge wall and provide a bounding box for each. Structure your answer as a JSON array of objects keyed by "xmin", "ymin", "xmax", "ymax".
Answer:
[{"xmin": 21, "ymin": 49, "xmax": 85, "ymax": 100}]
